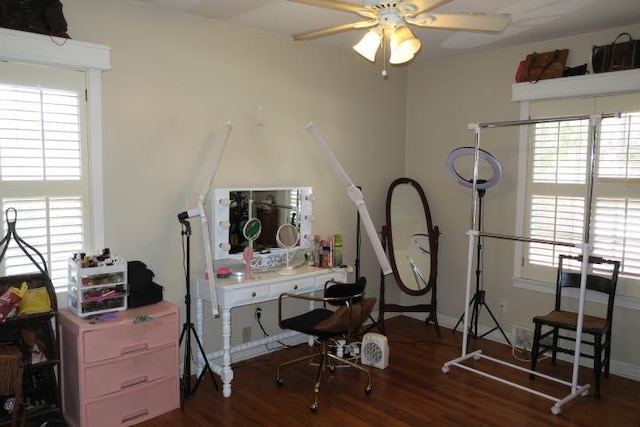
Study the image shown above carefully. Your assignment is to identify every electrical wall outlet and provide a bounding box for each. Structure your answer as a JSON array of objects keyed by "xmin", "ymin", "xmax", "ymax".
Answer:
[
  {"xmin": 242, "ymin": 326, "xmax": 252, "ymax": 343},
  {"xmin": 513, "ymin": 325, "xmax": 533, "ymax": 351}
]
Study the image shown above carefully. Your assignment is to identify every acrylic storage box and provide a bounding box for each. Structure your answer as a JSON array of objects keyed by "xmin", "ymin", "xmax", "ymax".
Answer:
[{"xmin": 68, "ymin": 258, "xmax": 128, "ymax": 317}]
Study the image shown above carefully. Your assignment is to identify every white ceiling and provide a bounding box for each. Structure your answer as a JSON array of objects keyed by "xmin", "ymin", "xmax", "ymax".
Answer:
[{"xmin": 138, "ymin": 0, "xmax": 640, "ymax": 62}]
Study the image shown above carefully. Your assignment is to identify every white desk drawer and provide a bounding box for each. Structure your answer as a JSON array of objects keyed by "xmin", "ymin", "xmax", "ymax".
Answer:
[
  {"xmin": 228, "ymin": 285, "xmax": 269, "ymax": 306},
  {"xmin": 270, "ymin": 277, "xmax": 316, "ymax": 297},
  {"xmin": 316, "ymin": 273, "xmax": 346, "ymax": 287}
]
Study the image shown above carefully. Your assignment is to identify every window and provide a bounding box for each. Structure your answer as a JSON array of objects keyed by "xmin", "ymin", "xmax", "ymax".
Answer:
[
  {"xmin": 521, "ymin": 93, "xmax": 640, "ymax": 299},
  {"xmin": 0, "ymin": 30, "xmax": 109, "ymax": 295},
  {"xmin": 0, "ymin": 61, "xmax": 89, "ymax": 291}
]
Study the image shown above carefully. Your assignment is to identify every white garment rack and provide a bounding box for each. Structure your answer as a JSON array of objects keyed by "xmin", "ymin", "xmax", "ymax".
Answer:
[{"xmin": 441, "ymin": 112, "xmax": 619, "ymax": 415}]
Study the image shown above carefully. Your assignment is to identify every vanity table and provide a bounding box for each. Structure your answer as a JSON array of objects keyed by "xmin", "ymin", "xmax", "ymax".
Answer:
[
  {"xmin": 195, "ymin": 265, "xmax": 348, "ymax": 397},
  {"xmin": 198, "ymin": 185, "xmax": 348, "ymax": 397}
]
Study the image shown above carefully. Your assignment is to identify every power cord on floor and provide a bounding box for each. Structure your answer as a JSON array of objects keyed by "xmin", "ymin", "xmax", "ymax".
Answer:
[{"xmin": 255, "ymin": 307, "xmax": 294, "ymax": 350}]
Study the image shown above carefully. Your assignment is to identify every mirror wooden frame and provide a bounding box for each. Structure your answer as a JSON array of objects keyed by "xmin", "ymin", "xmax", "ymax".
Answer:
[{"xmin": 378, "ymin": 177, "xmax": 441, "ymax": 336}]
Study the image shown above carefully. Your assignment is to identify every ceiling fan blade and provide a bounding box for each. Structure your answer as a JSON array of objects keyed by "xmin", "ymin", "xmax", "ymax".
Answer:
[
  {"xmin": 407, "ymin": 12, "xmax": 512, "ymax": 33},
  {"xmin": 293, "ymin": 20, "xmax": 378, "ymax": 41},
  {"xmin": 405, "ymin": 0, "xmax": 454, "ymax": 17},
  {"xmin": 288, "ymin": 0, "xmax": 362, "ymax": 14}
]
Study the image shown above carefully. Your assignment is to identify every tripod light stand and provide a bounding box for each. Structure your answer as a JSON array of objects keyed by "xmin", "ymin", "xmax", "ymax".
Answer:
[
  {"xmin": 176, "ymin": 121, "xmax": 232, "ymax": 408},
  {"xmin": 305, "ymin": 123, "xmax": 392, "ymax": 276},
  {"xmin": 447, "ymin": 147, "xmax": 511, "ymax": 346},
  {"xmin": 451, "ymin": 188, "xmax": 511, "ymax": 345},
  {"xmin": 178, "ymin": 219, "xmax": 218, "ymax": 409}
]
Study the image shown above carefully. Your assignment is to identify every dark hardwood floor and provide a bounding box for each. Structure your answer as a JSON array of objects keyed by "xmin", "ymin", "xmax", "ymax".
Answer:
[{"xmin": 136, "ymin": 316, "xmax": 640, "ymax": 427}]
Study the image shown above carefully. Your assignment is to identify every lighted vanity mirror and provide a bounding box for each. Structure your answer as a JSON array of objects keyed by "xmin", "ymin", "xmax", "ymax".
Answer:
[{"xmin": 211, "ymin": 187, "xmax": 313, "ymax": 268}]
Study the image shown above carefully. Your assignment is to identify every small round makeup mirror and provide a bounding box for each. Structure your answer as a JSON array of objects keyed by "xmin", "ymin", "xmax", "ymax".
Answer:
[
  {"xmin": 242, "ymin": 218, "xmax": 262, "ymax": 279},
  {"xmin": 276, "ymin": 223, "xmax": 299, "ymax": 276},
  {"xmin": 243, "ymin": 218, "xmax": 262, "ymax": 243}
]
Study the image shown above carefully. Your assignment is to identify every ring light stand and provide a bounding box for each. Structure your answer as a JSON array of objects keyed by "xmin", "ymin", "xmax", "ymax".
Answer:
[{"xmin": 447, "ymin": 147, "xmax": 511, "ymax": 346}]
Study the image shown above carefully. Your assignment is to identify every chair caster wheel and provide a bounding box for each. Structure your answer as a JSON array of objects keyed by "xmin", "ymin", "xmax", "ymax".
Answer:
[
  {"xmin": 276, "ymin": 377, "xmax": 284, "ymax": 386},
  {"xmin": 551, "ymin": 405, "xmax": 561, "ymax": 415},
  {"xmin": 310, "ymin": 402, "xmax": 318, "ymax": 413},
  {"xmin": 442, "ymin": 366, "xmax": 450, "ymax": 373},
  {"xmin": 364, "ymin": 385, "xmax": 372, "ymax": 395}
]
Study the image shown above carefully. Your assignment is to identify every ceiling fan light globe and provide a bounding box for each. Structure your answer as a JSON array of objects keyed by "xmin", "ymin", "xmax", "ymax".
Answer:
[
  {"xmin": 353, "ymin": 29, "xmax": 382, "ymax": 62},
  {"xmin": 389, "ymin": 26, "xmax": 421, "ymax": 64}
]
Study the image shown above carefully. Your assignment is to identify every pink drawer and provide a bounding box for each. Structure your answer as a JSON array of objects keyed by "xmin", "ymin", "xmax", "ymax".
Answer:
[
  {"xmin": 86, "ymin": 376, "xmax": 179, "ymax": 427},
  {"xmin": 84, "ymin": 345, "xmax": 178, "ymax": 399},
  {"xmin": 83, "ymin": 312, "xmax": 178, "ymax": 363}
]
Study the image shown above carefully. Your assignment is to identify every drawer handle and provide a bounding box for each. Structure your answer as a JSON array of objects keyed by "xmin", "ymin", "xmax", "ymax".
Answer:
[
  {"xmin": 122, "ymin": 409, "xmax": 149, "ymax": 423},
  {"xmin": 251, "ymin": 292, "xmax": 256, "ymax": 297},
  {"xmin": 121, "ymin": 375, "xmax": 148, "ymax": 389},
  {"xmin": 121, "ymin": 343, "xmax": 148, "ymax": 355}
]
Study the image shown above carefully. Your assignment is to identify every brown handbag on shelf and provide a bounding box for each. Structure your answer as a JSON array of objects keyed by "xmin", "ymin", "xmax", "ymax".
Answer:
[
  {"xmin": 592, "ymin": 32, "xmax": 640, "ymax": 73},
  {"xmin": 515, "ymin": 49, "xmax": 569, "ymax": 83}
]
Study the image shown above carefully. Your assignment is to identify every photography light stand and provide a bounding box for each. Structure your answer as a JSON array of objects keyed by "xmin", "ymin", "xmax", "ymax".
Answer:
[
  {"xmin": 178, "ymin": 218, "xmax": 218, "ymax": 409},
  {"xmin": 305, "ymin": 123, "xmax": 392, "ymax": 276},
  {"xmin": 176, "ymin": 121, "xmax": 232, "ymax": 409},
  {"xmin": 447, "ymin": 147, "xmax": 511, "ymax": 346},
  {"xmin": 451, "ymin": 187, "xmax": 511, "ymax": 345}
]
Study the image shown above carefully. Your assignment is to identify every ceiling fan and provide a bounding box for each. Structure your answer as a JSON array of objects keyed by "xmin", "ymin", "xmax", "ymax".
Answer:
[{"xmin": 290, "ymin": 0, "xmax": 511, "ymax": 66}]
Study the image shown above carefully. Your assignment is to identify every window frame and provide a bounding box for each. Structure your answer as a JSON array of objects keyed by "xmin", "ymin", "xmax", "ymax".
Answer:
[
  {"xmin": 512, "ymin": 69, "xmax": 640, "ymax": 311},
  {"xmin": 0, "ymin": 28, "xmax": 111, "ymax": 291}
]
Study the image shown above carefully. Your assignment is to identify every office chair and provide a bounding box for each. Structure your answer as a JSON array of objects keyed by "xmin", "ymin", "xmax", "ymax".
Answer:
[
  {"xmin": 276, "ymin": 276, "xmax": 375, "ymax": 413},
  {"xmin": 530, "ymin": 254, "xmax": 620, "ymax": 398}
]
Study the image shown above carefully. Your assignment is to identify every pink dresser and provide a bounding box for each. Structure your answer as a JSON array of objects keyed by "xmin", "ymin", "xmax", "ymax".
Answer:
[{"xmin": 59, "ymin": 301, "xmax": 180, "ymax": 427}]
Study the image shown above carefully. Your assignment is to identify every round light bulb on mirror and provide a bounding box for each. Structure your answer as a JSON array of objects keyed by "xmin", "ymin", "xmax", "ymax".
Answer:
[
  {"xmin": 305, "ymin": 194, "xmax": 317, "ymax": 203},
  {"xmin": 304, "ymin": 215, "xmax": 315, "ymax": 223},
  {"xmin": 219, "ymin": 220, "xmax": 231, "ymax": 229},
  {"xmin": 219, "ymin": 242, "xmax": 231, "ymax": 252},
  {"xmin": 219, "ymin": 198, "xmax": 231, "ymax": 207}
]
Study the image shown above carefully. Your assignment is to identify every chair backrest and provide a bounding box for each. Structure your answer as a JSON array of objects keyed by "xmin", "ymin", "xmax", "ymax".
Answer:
[
  {"xmin": 314, "ymin": 277, "xmax": 373, "ymax": 335},
  {"xmin": 555, "ymin": 254, "xmax": 621, "ymax": 322},
  {"xmin": 324, "ymin": 276, "xmax": 367, "ymax": 307}
]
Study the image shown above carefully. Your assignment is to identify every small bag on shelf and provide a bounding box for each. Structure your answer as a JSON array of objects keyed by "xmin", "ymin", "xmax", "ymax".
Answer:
[
  {"xmin": 515, "ymin": 49, "xmax": 569, "ymax": 83},
  {"xmin": 563, "ymin": 63, "xmax": 588, "ymax": 77}
]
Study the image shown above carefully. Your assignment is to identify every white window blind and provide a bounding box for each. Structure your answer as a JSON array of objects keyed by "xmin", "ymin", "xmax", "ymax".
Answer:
[
  {"xmin": 523, "ymin": 94, "xmax": 640, "ymax": 298},
  {"xmin": 0, "ymin": 61, "xmax": 89, "ymax": 291}
]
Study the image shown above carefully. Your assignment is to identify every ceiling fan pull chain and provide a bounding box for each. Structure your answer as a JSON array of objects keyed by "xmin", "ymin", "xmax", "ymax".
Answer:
[{"xmin": 382, "ymin": 30, "xmax": 388, "ymax": 78}]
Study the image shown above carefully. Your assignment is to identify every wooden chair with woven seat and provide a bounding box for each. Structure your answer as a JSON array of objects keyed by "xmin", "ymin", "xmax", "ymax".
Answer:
[
  {"xmin": 530, "ymin": 254, "xmax": 620, "ymax": 398},
  {"xmin": 275, "ymin": 276, "xmax": 375, "ymax": 413}
]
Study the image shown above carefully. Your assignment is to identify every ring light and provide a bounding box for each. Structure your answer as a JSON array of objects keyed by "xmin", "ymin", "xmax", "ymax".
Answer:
[
  {"xmin": 411, "ymin": 233, "xmax": 431, "ymax": 255},
  {"xmin": 446, "ymin": 147, "xmax": 502, "ymax": 190}
]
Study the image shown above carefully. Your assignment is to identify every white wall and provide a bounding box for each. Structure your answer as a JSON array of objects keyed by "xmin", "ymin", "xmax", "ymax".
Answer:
[
  {"xmin": 55, "ymin": 0, "xmax": 640, "ymax": 378},
  {"xmin": 61, "ymin": 0, "xmax": 407, "ymax": 350},
  {"xmin": 406, "ymin": 23, "xmax": 640, "ymax": 378}
]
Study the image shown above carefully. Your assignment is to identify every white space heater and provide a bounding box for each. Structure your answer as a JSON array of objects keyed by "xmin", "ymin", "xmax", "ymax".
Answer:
[{"xmin": 361, "ymin": 332, "xmax": 389, "ymax": 369}]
